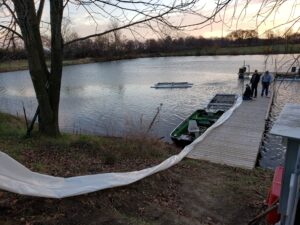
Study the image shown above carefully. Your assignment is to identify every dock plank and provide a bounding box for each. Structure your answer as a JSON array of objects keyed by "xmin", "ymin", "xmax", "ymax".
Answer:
[{"xmin": 187, "ymin": 87, "xmax": 273, "ymax": 169}]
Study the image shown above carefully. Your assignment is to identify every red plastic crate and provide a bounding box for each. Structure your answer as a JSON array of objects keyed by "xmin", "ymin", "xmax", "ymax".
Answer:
[{"xmin": 266, "ymin": 166, "xmax": 284, "ymax": 225}]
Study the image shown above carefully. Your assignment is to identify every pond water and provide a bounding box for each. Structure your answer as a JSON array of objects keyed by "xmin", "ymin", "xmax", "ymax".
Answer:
[
  {"xmin": 259, "ymin": 81, "xmax": 300, "ymax": 169},
  {"xmin": 0, "ymin": 55, "xmax": 299, "ymax": 169}
]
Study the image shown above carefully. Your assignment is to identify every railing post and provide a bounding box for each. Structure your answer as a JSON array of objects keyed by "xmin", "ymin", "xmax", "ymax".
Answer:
[{"xmin": 279, "ymin": 140, "xmax": 300, "ymax": 225}]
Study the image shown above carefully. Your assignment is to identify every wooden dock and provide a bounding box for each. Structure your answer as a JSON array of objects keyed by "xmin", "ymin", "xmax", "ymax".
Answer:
[{"xmin": 187, "ymin": 87, "xmax": 274, "ymax": 170}]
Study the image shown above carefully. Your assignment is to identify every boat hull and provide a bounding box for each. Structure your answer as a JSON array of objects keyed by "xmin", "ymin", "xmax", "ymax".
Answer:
[
  {"xmin": 170, "ymin": 109, "xmax": 224, "ymax": 146},
  {"xmin": 207, "ymin": 94, "xmax": 238, "ymax": 111},
  {"xmin": 170, "ymin": 94, "xmax": 238, "ymax": 146},
  {"xmin": 171, "ymin": 137, "xmax": 192, "ymax": 147}
]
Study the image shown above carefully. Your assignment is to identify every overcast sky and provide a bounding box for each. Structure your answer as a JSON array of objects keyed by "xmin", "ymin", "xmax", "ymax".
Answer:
[{"xmin": 40, "ymin": 0, "xmax": 300, "ymax": 40}]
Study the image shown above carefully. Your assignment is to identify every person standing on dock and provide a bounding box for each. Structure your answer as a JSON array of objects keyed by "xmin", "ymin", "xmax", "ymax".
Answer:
[
  {"xmin": 261, "ymin": 71, "xmax": 272, "ymax": 97},
  {"xmin": 250, "ymin": 70, "xmax": 260, "ymax": 98}
]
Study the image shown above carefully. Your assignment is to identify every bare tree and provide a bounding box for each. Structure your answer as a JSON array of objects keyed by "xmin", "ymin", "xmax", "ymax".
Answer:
[
  {"xmin": 109, "ymin": 20, "xmax": 123, "ymax": 54},
  {"xmin": 0, "ymin": 0, "xmax": 222, "ymax": 136},
  {"xmin": 62, "ymin": 17, "xmax": 76, "ymax": 43},
  {"xmin": 226, "ymin": 29, "xmax": 258, "ymax": 41}
]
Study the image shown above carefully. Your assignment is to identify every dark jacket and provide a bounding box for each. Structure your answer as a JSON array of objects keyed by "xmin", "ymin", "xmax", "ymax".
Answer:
[
  {"xmin": 243, "ymin": 85, "xmax": 252, "ymax": 100},
  {"xmin": 250, "ymin": 73, "xmax": 260, "ymax": 86}
]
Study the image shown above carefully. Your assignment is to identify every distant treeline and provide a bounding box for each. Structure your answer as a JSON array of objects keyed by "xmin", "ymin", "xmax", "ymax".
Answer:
[{"xmin": 2, "ymin": 29, "xmax": 300, "ymax": 61}]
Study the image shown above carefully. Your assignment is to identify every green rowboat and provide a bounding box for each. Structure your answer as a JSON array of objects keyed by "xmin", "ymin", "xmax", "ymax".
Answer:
[
  {"xmin": 170, "ymin": 109, "xmax": 224, "ymax": 146},
  {"xmin": 170, "ymin": 94, "xmax": 237, "ymax": 146}
]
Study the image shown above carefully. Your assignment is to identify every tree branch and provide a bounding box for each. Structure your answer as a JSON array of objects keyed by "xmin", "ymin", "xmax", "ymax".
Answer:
[
  {"xmin": 177, "ymin": 0, "xmax": 232, "ymax": 29},
  {"xmin": 0, "ymin": 24, "xmax": 23, "ymax": 40},
  {"xmin": 2, "ymin": 0, "xmax": 19, "ymax": 25},
  {"xmin": 37, "ymin": 0, "xmax": 45, "ymax": 24},
  {"xmin": 65, "ymin": 8, "xmax": 173, "ymax": 45}
]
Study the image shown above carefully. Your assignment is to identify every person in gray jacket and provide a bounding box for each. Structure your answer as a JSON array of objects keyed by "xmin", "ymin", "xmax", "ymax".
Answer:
[{"xmin": 261, "ymin": 71, "xmax": 272, "ymax": 97}]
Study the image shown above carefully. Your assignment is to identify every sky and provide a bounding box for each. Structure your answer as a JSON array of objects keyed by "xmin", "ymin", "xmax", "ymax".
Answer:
[{"xmin": 43, "ymin": 0, "xmax": 300, "ymax": 40}]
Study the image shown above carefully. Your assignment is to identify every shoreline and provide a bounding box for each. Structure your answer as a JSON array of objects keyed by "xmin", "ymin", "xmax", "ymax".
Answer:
[{"xmin": 1, "ymin": 44, "xmax": 300, "ymax": 73}]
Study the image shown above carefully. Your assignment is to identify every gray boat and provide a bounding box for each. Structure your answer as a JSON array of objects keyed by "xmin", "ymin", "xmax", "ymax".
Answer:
[
  {"xmin": 151, "ymin": 82, "xmax": 193, "ymax": 88},
  {"xmin": 206, "ymin": 94, "xmax": 238, "ymax": 112}
]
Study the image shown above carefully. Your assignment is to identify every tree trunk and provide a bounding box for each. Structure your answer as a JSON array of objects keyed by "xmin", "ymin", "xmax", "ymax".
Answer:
[
  {"xmin": 48, "ymin": 0, "xmax": 64, "ymax": 136},
  {"xmin": 12, "ymin": 0, "xmax": 63, "ymax": 136}
]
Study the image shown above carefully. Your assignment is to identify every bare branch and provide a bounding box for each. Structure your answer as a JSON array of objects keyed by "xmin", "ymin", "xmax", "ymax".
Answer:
[
  {"xmin": 37, "ymin": 0, "xmax": 45, "ymax": 24},
  {"xmin": 65, "ymin": 6, "xmax": 174, "ymax": 45},
  {"xmin": 0, "ymin": 24, "xmax": 23, "ymax": 39},
  {"xmin": 2, "ymin": 0, "xmax": 19, "ymax": 24}
]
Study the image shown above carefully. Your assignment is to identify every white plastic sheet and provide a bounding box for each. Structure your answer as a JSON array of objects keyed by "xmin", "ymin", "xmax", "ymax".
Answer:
[{"xmin": 0, "ymin": 97, "xmax": 242, "ymax": 198}]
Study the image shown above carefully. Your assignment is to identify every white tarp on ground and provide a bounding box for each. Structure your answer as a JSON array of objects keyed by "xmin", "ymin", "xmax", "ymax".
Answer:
[{"xmin": 0, "ymin": 97, "xmax": 242, "ymax": 198}]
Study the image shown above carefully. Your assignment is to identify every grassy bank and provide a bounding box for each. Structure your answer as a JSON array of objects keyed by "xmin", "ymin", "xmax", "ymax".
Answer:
[
  {"xmin": 0, "ymin": 58, "xmax": 98, "ymax": 73},
  {"xmin": 1, "ymin": 43, "xmax": 300, "ymax": 73},
  {"xmin": 0, "ymin": 56, "xmax": 139, "ymax": 73},
  {"xmin": 0, "ymin": 112, "xmax": 273, "ymax": 225}
]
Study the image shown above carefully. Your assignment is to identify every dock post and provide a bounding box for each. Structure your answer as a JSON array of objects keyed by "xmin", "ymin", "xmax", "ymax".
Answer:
[{"xmin": 270, "ymin": 104, "xmax": 300, "ymax": 225}]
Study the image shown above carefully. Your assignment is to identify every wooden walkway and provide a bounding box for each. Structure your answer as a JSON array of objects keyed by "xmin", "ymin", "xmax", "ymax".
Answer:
[{"xmin": 187, "ymin": 87, "xmax": 273, "ymax": 170}]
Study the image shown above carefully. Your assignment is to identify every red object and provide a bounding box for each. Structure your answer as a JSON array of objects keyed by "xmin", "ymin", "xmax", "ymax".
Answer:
[{"xmin": 266, "ymin": 166, "xmax": 284, "ymax": 225}]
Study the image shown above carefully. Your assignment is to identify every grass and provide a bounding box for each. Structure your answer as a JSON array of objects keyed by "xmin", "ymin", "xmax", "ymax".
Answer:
[
  {"xmin": 0, "ymin": 112, "xmax": 25, "ymax": 137},
  {"xmin": 0, "ymin": 112, "xmax": 178, "ymax": 176},
  {"xmin": 0, "ymin": 60, "xmax": 29, "ymax": 72},
  {"xmin": 0, "ymin": 58, "xmax": 98, "ymax": 73},
  {"xmin": 0, "ymin": 55, "xmax": 137, "ymax": 73},
  {"xmin": 0, "ymin": 112, "xmax": 273, "ymax": 225}
]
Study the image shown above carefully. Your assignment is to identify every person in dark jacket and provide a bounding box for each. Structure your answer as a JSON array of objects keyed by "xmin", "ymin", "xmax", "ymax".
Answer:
[
  {"xmin": 250, "ymin": 70, "xmax": 260, "ymax": 98},
  {"xmin": 243, "ymin": 84, "xmax": 252, "ymax": 100}
]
